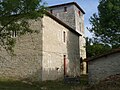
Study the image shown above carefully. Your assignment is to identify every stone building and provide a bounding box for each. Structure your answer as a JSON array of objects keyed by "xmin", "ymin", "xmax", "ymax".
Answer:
[
  {"xmin": 0, "ymin": 2, "xmax": 86, "ymax": 81},
  {"xmin": 48, "ymin": 2, "xmax": 86, "ymax": 74},
  {"xmin": 87, "ymin": 49, "xmax": 120, "ymax": 85}
]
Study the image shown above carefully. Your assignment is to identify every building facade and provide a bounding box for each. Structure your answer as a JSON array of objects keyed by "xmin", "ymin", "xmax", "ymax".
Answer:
[
  {"xmin": 0, "ymin": 2, "xmax": 86, "ymax": 81},
  {"xmin": 48, "ymin": 2, "xmax": 86, "ymax": 74},
  {"xmin": 42, "ymin": 14, "xmax": 81, "ymax": 80}
]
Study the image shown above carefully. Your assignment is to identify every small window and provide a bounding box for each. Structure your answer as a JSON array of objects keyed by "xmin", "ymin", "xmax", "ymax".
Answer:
[
  {"xmin": 78, "ymin": 11, "xmax": 80, "ymax": 16},
  {"xmin": 64, "ymin": 7, "xmax": 67, "ymax": 12},
  {"xmin": 79, "ymin": 22, "xmax": 82, "ymax": 32},
  {"xmin": 11, "ymin": 30, "xmax": 17, "ymax": 37},
  {"xmin": 63, "ymin": 31, "xmax": 66, "ymax": 42},
  {"xmin": 50, "ymin": 10, "xmax": 53, "ymax": 14}
]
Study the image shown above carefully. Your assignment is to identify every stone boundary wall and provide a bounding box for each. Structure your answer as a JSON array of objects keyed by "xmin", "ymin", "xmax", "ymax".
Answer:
[{"xmin": 88, "ymin": 52, "xmax": 120, "ymax": 85}]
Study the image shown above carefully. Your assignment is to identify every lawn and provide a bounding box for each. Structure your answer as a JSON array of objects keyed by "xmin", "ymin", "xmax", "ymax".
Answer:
[{"xmin": 0, "ymin": 77, "xmax": 88, "ymax": 90}]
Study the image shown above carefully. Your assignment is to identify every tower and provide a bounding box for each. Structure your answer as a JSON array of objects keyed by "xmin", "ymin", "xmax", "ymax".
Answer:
[{"xmin": 48, "ymin": 2, "xmax": 87, "ymax": 74}]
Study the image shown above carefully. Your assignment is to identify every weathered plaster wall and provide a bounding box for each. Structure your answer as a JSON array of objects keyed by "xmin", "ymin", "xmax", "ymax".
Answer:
[
  {"xmin": 42, "ymin": 16, "xmax": 80, "ymax": 81},
  {"xmin": 0, "ymin": 18, "xmax": 43, "ymax": 81},
  {"xmin": 88, "ymin": 52, "xmax": 120, "ymax": 85}
]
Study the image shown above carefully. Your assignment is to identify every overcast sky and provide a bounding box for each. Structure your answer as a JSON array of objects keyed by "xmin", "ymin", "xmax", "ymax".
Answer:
[{"xmin": 43, "ymin": 0, "xmax": 99, "ymax": 38}]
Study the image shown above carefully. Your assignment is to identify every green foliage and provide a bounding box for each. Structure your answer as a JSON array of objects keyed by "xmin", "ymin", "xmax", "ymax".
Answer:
[
  {"xmin": 86, "ymin": 38, "xmax": 111, "ymax": 58},
  {"xmin": 0, "ymin": 0, "xmax": 46, "ymax": 53},
  {"xmin": 88, "ymin": 0, "xmax": 120, "ymax": 49}
]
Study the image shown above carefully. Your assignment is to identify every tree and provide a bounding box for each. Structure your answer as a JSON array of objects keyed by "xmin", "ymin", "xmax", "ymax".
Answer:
[
  {"xmin": 0, "ymin": 0, "xmax": 45, "ymax": 52},
  {"xmin": 88, "ymin": 0, "xmax": 120, "ymax": 49},
  {"xmin": 86, "ymin": 37, "xmax": 111, "ymax": 58}
]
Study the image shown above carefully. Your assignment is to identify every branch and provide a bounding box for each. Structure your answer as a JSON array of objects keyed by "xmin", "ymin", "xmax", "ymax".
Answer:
[{"xmin": 0, "ymin": 17, "xmax": 16, "ymax": 32}]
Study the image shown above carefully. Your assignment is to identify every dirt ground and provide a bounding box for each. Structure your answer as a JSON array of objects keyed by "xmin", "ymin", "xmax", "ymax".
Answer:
[{"xmin": 86, "ymin": 74, "xmax": 120, "ymax": 90}]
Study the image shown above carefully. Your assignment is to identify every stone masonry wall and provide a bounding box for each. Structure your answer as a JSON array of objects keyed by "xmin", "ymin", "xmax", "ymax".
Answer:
[
  {"xmin": 74, "ymin": 5, "xmax": 86, "ymax": 74},
  {"xmin": 42, "ymin": 16, "xmax": 80, "ymax": 81},
  {"xmin": 0, "ymin": 18, "xmax": 43, "ymax": 82},
  {"xmin": 49, "ymin": 3, "xmax": 87, "ymax": 74},
  {"xmin": 49, "ymin": 4, "xmax": 76, "ymax": 30},
  {"xmin": 0, "ymin": 14, "xmax": 81, "ymax": 81},
  {"xmin": 88, "ymin": 52, "xmax": 120, "ymax": 85},
  {"xmin": 74, "ymin": 5, "xmax": 84, "ymax": 34}
]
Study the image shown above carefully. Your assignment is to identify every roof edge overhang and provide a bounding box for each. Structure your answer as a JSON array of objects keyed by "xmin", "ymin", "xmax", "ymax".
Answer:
[{"xmin": 84, "ymin": 48, "xmax": 120, "ymax": 62}]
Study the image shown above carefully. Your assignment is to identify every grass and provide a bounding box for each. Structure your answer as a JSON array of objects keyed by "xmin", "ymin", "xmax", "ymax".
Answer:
[
  {"xmin": 0, "ymin": 76, "xmax": 88, "ymax": 90},
  {"xmin": 2, "ymin": 74, "xmax": 120, "ymax": 90},
  {"xmin": 0, "ymin": 80, "xmax": 39, "ymax": 90}
]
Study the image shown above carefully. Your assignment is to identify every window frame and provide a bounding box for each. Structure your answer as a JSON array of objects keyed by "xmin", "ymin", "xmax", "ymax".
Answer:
[{"xmin": 64, "ymin": 7, "xmax": 67, "ymax": 12}]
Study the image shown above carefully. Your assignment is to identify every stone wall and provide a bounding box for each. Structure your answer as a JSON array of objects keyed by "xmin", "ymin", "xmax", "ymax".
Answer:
[
  {"xmin": 48, "ymin": 3, "xmax": 87, "ymax": 74},
  {"xmin": 0, "ymin": 18, "xmax": 43, "ymax": 82},
  {"xmin": 0, "ymin": 14, "xmax": 81, "ymax": 81},
  {"xmin": 88, "ymin": 52, "xmax": 120, "ymax": 85},
  {"xmin": 74, "ymin": 5, "xmax": 84, "ymax": 34},
  {"xmin": 79, "ymin": 35, "xmax": 86, "ymax": 75},
  {"xmin": 74, "ymin": 5, "xmax": 86, "ymax": 74},
  {"xmin": 42, "ymin": 16, "xmax": 80, "ymax": 81},
  {"xmin": 49, "ymin": 4, "xmax": 76, "ymax": 30}
]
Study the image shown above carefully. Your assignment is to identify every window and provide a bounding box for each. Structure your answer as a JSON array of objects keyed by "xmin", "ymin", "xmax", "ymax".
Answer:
[
  {"xmin": 64, "ymin": 7, "xmax": 67, "ymax": 12},
  {"xmin": 78, "ymin": 11, "xmax": 81, "ymax": 16},
  {"xmin": 63, "ymin": 31, "xmax": 66, "ymax": 42},
  {"xmin": 79, "ymin": 22, "xmax": 82, "ymax": 32},
  {"xmin": 11, "ymin": 30, "xmax": 17, "ymax": 37},
  {"xmin": 50, "ymin": 9, "xmax": 53, "ymax": 14}
]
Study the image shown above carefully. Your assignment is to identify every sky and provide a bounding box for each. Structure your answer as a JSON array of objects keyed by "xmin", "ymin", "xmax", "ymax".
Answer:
[{"xmin": 43, "ymin": 0, "xmax": 99, "ymax": 38}]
